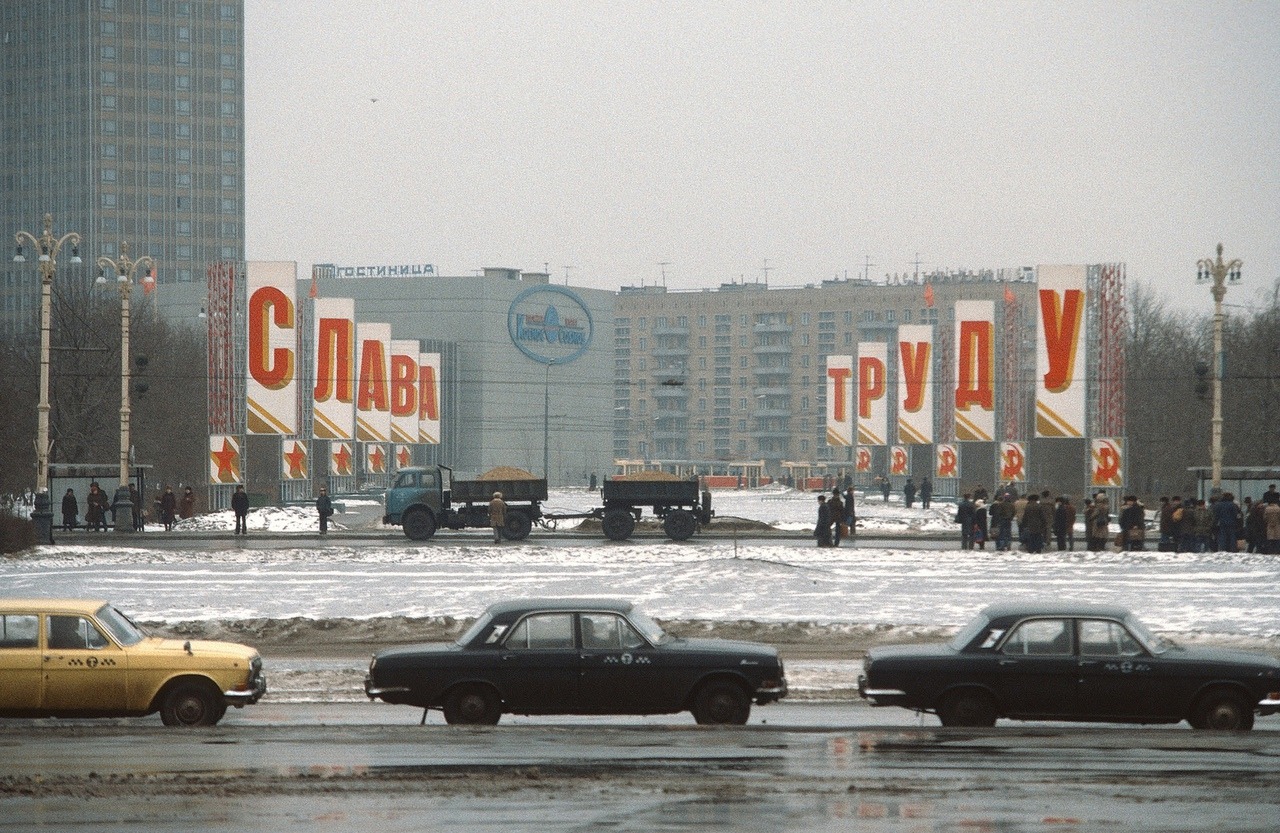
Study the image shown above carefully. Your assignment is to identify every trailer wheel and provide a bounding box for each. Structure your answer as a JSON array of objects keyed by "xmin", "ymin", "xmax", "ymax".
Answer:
[
  {"xmin": 663, "ymin": 509, "xmax": 697, "ymax": 541},
  {"xmin": 602, "ymin": 509, "xmax": 636, "ymax": 541},
  {"xmin": 402, "ymin": 507, "xmax": 437, "ymax": 541},
  {"xmin": 503, "ymin": 510, "xmax": 533, "ymax": 541}
]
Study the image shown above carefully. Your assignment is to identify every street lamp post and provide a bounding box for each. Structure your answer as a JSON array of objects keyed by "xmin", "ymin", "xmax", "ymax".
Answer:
[
  {"xmin": 13, "ymin": 213, "xmax": 81, "ymax": 544},
  {"xmin": 96, "ymin": 242, "xmax": 156, "ymax": 532},
  {"xmin": 1196, "ymin": 243, "xmax": 1243, "ymax": 494}
]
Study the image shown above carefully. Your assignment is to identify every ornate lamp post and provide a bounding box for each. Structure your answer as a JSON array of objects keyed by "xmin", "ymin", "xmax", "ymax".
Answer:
[
  {"xmin": 1196, "ymin": 243, "xmax": 1242, "ymax": 494},
  {"xmin": 96, "ymin": 242, "xmax": 156, "ymax": 533},
  {"xmin": 13, "ymin": 213, "xmax": 81, "ymax": 544}
]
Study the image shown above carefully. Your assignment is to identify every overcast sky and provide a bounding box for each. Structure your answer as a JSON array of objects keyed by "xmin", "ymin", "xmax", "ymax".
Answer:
[{"xmin": 244, "ymin": 1, "xmax": 1279, "ymax": 309}]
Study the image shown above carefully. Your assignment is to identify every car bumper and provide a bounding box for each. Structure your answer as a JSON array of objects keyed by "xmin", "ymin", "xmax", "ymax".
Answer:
[
  {"xmin": 857, "ymin": 674, "xmax": 911, "ymax": 707},
  {"xmin": 364, "ymin": 676, "xmax": 412, "ymax": 701},
  {"xmin": 224, "ymin": 673, "xmax": 267, "ymax": 707},
  {"xmin": 754, "ymin": 678, "xmax": 788, "ymax": 704},
  {"xmin": 1258, "ymin": 696, "xmax": 1280, "ymax": 716}
]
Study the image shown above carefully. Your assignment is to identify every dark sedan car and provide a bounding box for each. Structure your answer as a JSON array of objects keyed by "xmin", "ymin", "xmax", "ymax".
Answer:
[
  {"xmin": 858, "ymin": 602, "xmax": 1280, "ymax": 730},
  {"xmin": 365, "ymin": 598, "xmax": 787, "ymax": 725}
]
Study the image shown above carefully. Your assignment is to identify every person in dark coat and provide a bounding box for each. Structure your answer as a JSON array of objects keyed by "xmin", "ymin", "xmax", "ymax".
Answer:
[
  {"xmin": 954, "ymin": 493, "xmax": 976, "ymax": 550},
  {"xmin": 990, "ymin": 493, "xmax": 1015, "ymax": 551},
  {"xmin": 843, "ymin": 486, "xmax": 857, "ymax": 544},
  {"xmin": 1018, "ymin": 493, "xmax": 1047, "ymax": 553},
  {"xmin": 159, "ymin": 486, "xmax": 178, "ymax": 531},
  {"xmin": 86, "ymin": 482, "xmax": 109, "ymax": 531},
  {"xmin": 919, "ymin": 478, "xmax": 933, "ymax": 509},
  {"xmin": 903, "ymin": 478, "xmax": 917, "ymax": 508},
  {"xmin": 828, "ymin": 489, "xmax": 844, "ymax": 547},
  {"xmin": 815, "ymin": 495, "xmax": 832, "ymax": 547},
  {"xmin": 179, "ymin": 486, "xmax": 197, "ymax": 520},
  {"xmin": 129, "ymin": 483, "xmax": 144, "ymax": 530},
  {"xmin": 61, "ymin": 488, "xmax": 79, "ymax": 530},
  {"xmin": 1118, "ymin": 495, "xmax": 1146, "ymax": 551},
  {"xmin": 1053, "ymin": 496, "xmax": 1076, "ymax": 551},
  {"xmin": 1211, "ymin": 493, "xmax": 1242, "ymax": 552},
  {"xmin": 231, "ymin": 485, "xmax": 249, "ymax": 535},
  {"xmin": 316, "ymin": 486, "xmax": 333, "ymax": 534}
]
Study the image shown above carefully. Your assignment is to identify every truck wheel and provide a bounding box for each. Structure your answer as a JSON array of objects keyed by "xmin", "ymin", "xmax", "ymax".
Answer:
[
  {"xmin": 602, "ymin": 509, "xmax": 635, "ymax": 541},
  {"xmin": 402, "ymin": 507, "xmax": 437, "ymax": 541},
  {"xmin": 503, "ymin": 511, "xmax": 532, "ymax": 541},
  {"xmin": 663, "ymin": 510, "xmax": 697, "ymax": 541}
]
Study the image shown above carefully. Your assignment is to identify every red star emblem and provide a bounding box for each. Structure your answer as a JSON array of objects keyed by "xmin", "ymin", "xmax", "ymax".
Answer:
[
  {"xmin": 211, "ymin": 438, "xmax": 239, "ymax": 481},
  {"xmin": 396, "ymin": 445, "xmax": 411, "ymax": 469},
  {"xmin": 332, "ymin": 444, "xmax": 353, "ymax": 476},
  {"xmin": 284, "ymin": 442, "xmax": 308, "ymax": 478},
  {"xmin": 368, "ymin": 444, "xmax": 386, "ymax": 473}
]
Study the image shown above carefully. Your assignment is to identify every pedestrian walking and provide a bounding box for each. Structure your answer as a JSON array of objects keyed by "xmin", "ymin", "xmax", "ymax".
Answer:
[
  {"xmin": 878, "ymin": 475, "xmax": 891, "ymax": 503},
  {"xmin": 489, "ymin": 491, "xmax": 507, "ymax": 543},
  {"xmin": 316, "ymin": 487, "xmax": 333, "ymax": 534},
  {"xmin": 919, "ymin": 478, "xmax": 933, "ymax": 509},
  {"xmin": 954, "ymin": 493, "xmax": 975, "ymax": 550},
  {"xmin": 814, "ymin": 495, "xmax": 832, "ymax": 547},
  {"xmin": 86, "ymin": 482, "xmax": 109, "ymax": 531},
  {"xmin": 991, "ymin": 493, "xmax": 1015, "ymax": 551},
  {"xmin": 903, "ymin": 477, "xmax": 917, "ymax": 508},
  {"xmin": 1211, "ymin": 493, "xmax": 1242, "ymax": 552},
  {"xmin": 843, "ymin": 486, "xmax": 858, "ymax": 544},
  {"xmin": 61, "ymin": 488, "xmax": 79, "ymax": 531},
  {"xmin": 1053, "ymin": 496, "xmax": 1076, "ymax": 551},
  {"xmin": 159, "ymin": 486, "xmax": 177, "ymax": 531},
  {"xmin": 231, "ymin": 485, "xmax": 249, "ymax": 535},
  {"xmin": 828, "ymin": 488, "xmax": 844, "ymax": 546},
  {"xmin": 1086, "ymin": 493, "xmax": 1111, "ymax": 552},
  {"xmin": 179, "ymin": 486, "xmax": 197, "ymax": 520}
]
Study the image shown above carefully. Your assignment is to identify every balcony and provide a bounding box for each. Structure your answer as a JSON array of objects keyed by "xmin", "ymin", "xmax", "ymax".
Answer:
[
  {"xmin": 752, "ymin": 343, "xmax": 792, "ymax": 355},
  {"xmin": 753, "ymin": 321, "xmax": 793, "ymax": 334},
  {"xmin": 652, "ymin": 343, "xmax": 689, "ymax": 357},
  {"xmin": 652, "ymin": 324, "xmax": 689, "ymax": 336}
]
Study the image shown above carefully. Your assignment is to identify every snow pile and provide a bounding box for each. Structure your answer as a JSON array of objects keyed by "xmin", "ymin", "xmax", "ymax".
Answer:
[{"xmin": 172, "ymin": 505, "xmax": 341, "ymax": 533}]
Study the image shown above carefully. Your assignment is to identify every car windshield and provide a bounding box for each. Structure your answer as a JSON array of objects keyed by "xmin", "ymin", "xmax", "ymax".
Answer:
[
  {"xmin": 626, "ymin": 609, "xmax": 669, "ymax": 645},
  {"xmin": 456, "ymin": 611, "xmax": 495, "ymax": 647},
  {"xmin": 95, "ymin": 604, "xmax": 146, "ymax": 646},
  {"xmin": 948, "ymin": 613, "xmax": 991, "ymax": 651},
  {"xmin": 1124, "ymin": 615, "xmax": 1171, "ymax": 654}
]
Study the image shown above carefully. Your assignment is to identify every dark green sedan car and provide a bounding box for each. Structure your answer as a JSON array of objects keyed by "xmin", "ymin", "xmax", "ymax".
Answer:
[
  {"xmin": 859, "ymin": 602, "xmax": 1280, "ymax": 730},
  {"xmin": 365, "ymin": 598, "xmax": 787, "ymax": 725}
]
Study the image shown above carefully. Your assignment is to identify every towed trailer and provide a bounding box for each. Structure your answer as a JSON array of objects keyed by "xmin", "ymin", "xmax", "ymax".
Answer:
[{"xmin": 383, "ymin": 466, "xmax": 713, "ymax": 542}]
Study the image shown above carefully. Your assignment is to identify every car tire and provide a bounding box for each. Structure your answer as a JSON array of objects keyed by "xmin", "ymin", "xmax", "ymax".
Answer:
[
  {"xmin": 691, "ymin": 680, "xmax": 751, "ymax": 725},
  {"xmin": 403, "ymin": 508, "xmax": 437, "ymax": 541},
  {"xmin": 1191, "ymin": 689, "xmax": 1254, "ymax": 731},
  {"xmin": 442, "ymin": 685, "xmax": 502, "ymax": 725},
  {"xmin": 602, "ymin": 509, "xmax": 636, "ymax": 541},
  {"xmin": 503, "ymin": 510, "xmax": 533, "ymax": 541},
  {"xmin": 937, "ymin": 690, "xmax": 998, "ymax": 728},
  {"xmin": 160, "ymin": 680, "xmax": 223, "ymax": 727},
  {"xmin": 662, "ymin": 509, "xmax": 697, "ymax": 541}
]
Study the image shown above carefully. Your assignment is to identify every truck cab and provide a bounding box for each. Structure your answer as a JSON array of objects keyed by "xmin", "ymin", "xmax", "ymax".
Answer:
[{"xmin": 383, "ymin": 465, "xmax": 452, "ymax": 536}]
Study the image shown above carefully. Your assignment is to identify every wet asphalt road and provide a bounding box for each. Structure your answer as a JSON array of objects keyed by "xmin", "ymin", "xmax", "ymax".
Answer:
[{"xmin": 2, "ymin": 704, "xmax": 1278, "ymax": 832}]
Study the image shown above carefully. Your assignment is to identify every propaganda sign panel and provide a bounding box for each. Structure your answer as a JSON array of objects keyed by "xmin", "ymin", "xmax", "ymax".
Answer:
[
  {"xmin": 897, "ymin": 325, "xmax": 934, "ymax": 444},
  {"xmin": 246, "ymin": 262, "xmax": 298, "ymax": 435},
  {"xmin": 935, "ymin": 444, "xmax": 959, "ymax": 479},
  {"xmin": 857, "ymin": 342, "xmax": 889, "ymax": 446},
  {"xmin": 364, "ymin": 442, "xmax": 388, "ymax": 475},
  {"xmin": 282, "ymin": 439, "xmax": 309, "ymax": 481},
  {"xmin": 418, "ymin": 352, "xmax": 441, "ymax": 444},
  {"xmin": 355, "ymin": 322, "xmax": 392, "ymax": 442},
  {"xmin": 390, "ymin": 339, "xmax": 420, "ymax": 445},
  {"xmin": 312, "ymin": 297, "xmax": 355, "ymax": 440},
  {"xmin": 1091, "ymin": 438, "xmax": 1125, "ymax": 488},
  {"xmin": 890, "ymin": 445, "xmax": 909, "ymax": 476},
  {"xmin": 825, "ymin": 355, "xmax": 855, "ymax": 447},
  {"xmin": 954, "ymin": 300, "xmax": 996, "ymax": 441},
  {"xmin": 209, "ymin": 435, "xmax": 242, "ymax": 485},
  {"xmin": 855, "ymin": 446, "xmax": 872, "ymax": 473},
  {"xmin": 999, "ymin": 441, "xmax": 1027, "ymax": 483},
  {"xmin": 1035, "ymin": 265, "xmax": 1087, "ymax": 437},
  {"xmin": 330, "ymin": 442, "xmax": 355, "ymax": 477}
]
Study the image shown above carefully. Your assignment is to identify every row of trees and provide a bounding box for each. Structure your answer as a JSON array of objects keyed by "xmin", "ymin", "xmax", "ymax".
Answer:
[{"xmin": 1, "ymin": 278, "xmax": 1277, "ymax": 502}]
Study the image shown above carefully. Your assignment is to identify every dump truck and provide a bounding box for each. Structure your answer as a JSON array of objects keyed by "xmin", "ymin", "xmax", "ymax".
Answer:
[{"xmin": 383, "ymin": 466, "xmax": 712, "ymax": 542}]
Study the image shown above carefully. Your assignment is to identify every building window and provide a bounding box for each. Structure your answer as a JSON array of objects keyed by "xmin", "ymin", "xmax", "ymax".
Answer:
[
  {"xmin": 176, "ymin": 173, "xmax": 191, "ymax": 187},
  {"xmin": 101, "ymin": 193, "xmax": 117, "ymax": 208},
  {"xmin": 147, "ymin": 146, "xmax": 163, "ymax": 163},
  {"xmin": 147, "ymin": 171, "xmax": 163, "ymax": 187},
  {"xmin": 220, "ymin": 3, "xmax": 236, "ymax": 19},
  {"xmin": 800, "ymin": 333, "xmax": 809, "ymax": 346},
  {"xmin": 902, "ymin": 309, "xmax": 912, "ymax": 323},
  {"xmin": 175, "ymin": 100, "xmax": 191, "ymax": 116},
  {"xmin": 221, "ymin": 101, "xmax": 236, "ymax": 116},
  {"xmin": 221, "ymin": 150, "xmax": 238, "ymax": 164},
  {"xmin": 176, "ymin": 51, "xmax": 192, "ymax": 66},
  {"xmin": 177, "ymin": 221, "xmax": 192, "ymax": 235},
  {"xmin": 101, "ymin": 168, "xmax": 117, "ymax": 183},
  {"xmin": 101, "ymin": 95, "xmax": 116, "ymax": 112},
  {"xmin": 220, "ymin": 197, "xmax": 236, "ymax": 212},
  {"xmin": 220, "ymin": 78, "xmax": 236, "ymax": 93},
  {"xmin": 800, "ymin": 312, "xmax": 810, "ymax": 325},
  {"xmin": 220, "ymin": 53, "xmax": 236, "ymax": 68},
  {"xmin": 176, "ymin": 123, "xmax": 191, "ymax": 138},
  {"xmin": 220, "ymin": 173, "xmax": 236, "ymax": 189},
  {"xmin": 147, "ymin": 97, "xmax": 163, "ymax": 114},
  {"xmin": 100, "ymin": 70, "xmax": 117, "ymax": 85},
  {"xmin": 147, "ymin": 123, "xmax": 164, "ymax": 137},
  {"xmin": 102, "ymin": 119, "xmax": 117, "ymax": 134},
  {"xmin": 176, "ymin": 196, "xmax": 190, "ymax": 209},
  {"xmin": 101, "ymin": 143, "xmax": 116, "ymax": 158},
  {"xmin": 148, "ymin": 220, "xmax": 164, "ymax": 236},
  {"xmin": 220, "ymin": 246, "xmax": 237, "ymax": 259},
  {"xmin": 844, "ymin": 310, "xmax": 853, "ymax": 325},
  {"xmin": 177, "ymin": 148, "xmax": 192, "ymax": 162},
  {"xmin": 177, "ymin": 26, "xmax": 191, "ymax": 41},
  {"xmin": 844, "ymin": 332, "xmax": 852, "ymax": 345},
  {"xmin": 148, "ymin": 195, "xmax": 165, "ymax": 211},
  {"xmin": 100, "ymin": 45, "xmax": 117, "ymax": 61},
  {"xmin": 176, "ymin": 245, "xmax": 193, "ymax": 259},
  {"xmin": 175, "ymin": 75, "xmax": 191, "ymax": 90}
]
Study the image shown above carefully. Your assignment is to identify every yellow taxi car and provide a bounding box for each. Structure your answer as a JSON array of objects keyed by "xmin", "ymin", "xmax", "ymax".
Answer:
[{"xmin": 0, "ymin": 598, "xmax": 266, "ymax": 727}]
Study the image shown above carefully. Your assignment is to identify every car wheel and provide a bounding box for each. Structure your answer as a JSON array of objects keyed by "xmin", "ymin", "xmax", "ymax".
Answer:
[
  {"xmin": 662, "ymin": 509, "xmax": 697, "ymax": 541},
  {"xmin": 403, "ymin": 508, "xmax": 437, "ymax": 541},
  {"xmin": 602, "ymin": 509, "xmax": 636, "ymax": 541},
  {"xmin": 938, "ymin": 690, "xmax": 998, "ymax": 728},
  {"xmin": 160, "ymin": 680, "xmax": 223, "ymax": 727},
  {"xmin": 691, "ymin": 680, "xmax": 751, "ymax": 725},
  {"xmin": 1192, "ymin": 689, "xmax": 1254, "ymax": 731},
  {"xmin": 503, "ymin": 510, "xmax": 532, "ymax": 541},
  {"xmin": 442, "ymin": 685, "xmax": 502, "ymax": 725}
]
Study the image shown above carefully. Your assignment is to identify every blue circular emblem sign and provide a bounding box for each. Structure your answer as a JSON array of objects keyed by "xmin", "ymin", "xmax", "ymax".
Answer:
[{"xmin": 507, "ymin": 285, "xmax": 594, "ymax": 365}]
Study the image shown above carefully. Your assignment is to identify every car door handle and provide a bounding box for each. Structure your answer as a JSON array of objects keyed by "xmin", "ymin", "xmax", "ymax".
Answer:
[
  {"xmin": 1078, "ymin": 660, "xmax": 1099, "ymax": 667},
  {"xmin": 998, "ymin": 659, "xmax": 1018, "ymax": 666}
]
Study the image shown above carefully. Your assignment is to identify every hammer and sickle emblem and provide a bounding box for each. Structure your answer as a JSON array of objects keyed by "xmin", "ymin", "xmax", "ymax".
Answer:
[
  {"xmin": 1094, "ymin": 442, "xmax": 1121, "ymax": 484},
  {"xmin": 891, "ymin": 449, "xmax": 907, "ymax": 474},
  {"xmin": 1001, "ymin": 445, "xmax": 1024, "ymax": 480},
  {"xmin": 857, "ymin": 448, "xmax": 871, "ymax": 471},
  {"xmin": 939, "ymin": 448, "xmax": 957, "ymax": 477}
]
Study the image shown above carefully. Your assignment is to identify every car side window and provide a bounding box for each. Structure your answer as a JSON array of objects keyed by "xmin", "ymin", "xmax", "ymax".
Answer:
[
  {"xmin": 1001, "ymin": 619, "xmax": 1072, "ymax": 656},
  {"xmin": 1078, "ymin": 620, "xmax": 1144, "ymax": 657},
  {"xmin": 0, "ymin": 615, "xmax": 38, "ymax": 649},
  {"xmin": 581, "ymin": 614, "xmax": 647, "ymax": 650},
  {"xmin": 504, "ymin": 613, "xmax": 574, "ymax": 650},
  {"xmin": 47, "ymin": 615, "xmax": 110, "ymax": 650}
]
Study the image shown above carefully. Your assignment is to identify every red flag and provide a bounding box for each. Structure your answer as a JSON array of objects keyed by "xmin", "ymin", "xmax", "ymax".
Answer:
[
  {"xmin": 309, "ymin": 277, "xmax": 318, "ymax": 299},
  {"xmin": 923, "ymin": 283, "xmax": 934, "ymax": 308},
  {"xmin": 1004, "ymin": 285, "xmax": 1015, "ymax": 304}
]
